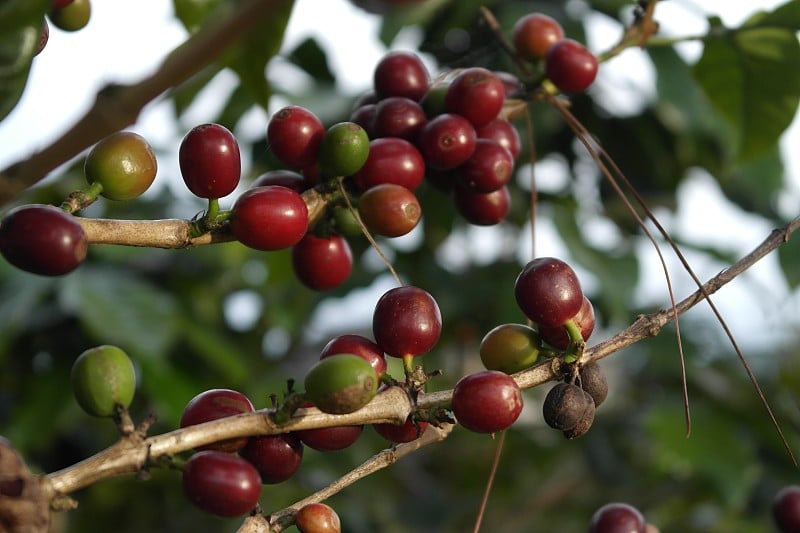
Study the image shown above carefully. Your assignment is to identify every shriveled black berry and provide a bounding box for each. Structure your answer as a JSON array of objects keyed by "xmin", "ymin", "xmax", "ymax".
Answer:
[
  {"xmin": 579, "ymin": 361, "xmax": 608, "ymax": 407},
  {"xmin": 562, "ymin": 401, "xmax": 595, "ymax": 439},
  {"xmin": 542, "ymin": 382, "xmax": 594, "ymax": 433}
]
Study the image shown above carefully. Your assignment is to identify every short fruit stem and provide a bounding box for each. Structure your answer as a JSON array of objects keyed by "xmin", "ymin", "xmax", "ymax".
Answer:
[
  {"xmin": 562, "ymin": 319, "xmax": 585, "ymax": 364},
  {"xmin": 61, "ymin": 181, "xmax": 104, "ymax": 213}
]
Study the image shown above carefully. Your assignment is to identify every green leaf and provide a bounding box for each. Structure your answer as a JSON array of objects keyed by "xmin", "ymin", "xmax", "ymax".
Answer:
[
  {"xmin": 693, "ymin": 10, "xmax": 800, "ymax": 161},
  {"xmin": 741, "ymin": 0, "xmax": 800, "ymax": 31},
  {"xmin": 286, "ymin": 37, "xmax": 335, "ymax": 84}
]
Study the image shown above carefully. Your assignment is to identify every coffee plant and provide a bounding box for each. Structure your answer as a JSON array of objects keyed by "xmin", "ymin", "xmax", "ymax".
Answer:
[{"xmin": 2, "ymin": 0, "xmax": 800, "ymax": 531}]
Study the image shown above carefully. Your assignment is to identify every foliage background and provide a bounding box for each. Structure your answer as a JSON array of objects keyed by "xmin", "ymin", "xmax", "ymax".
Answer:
[{"xmin": 2, "ymin": 0, "xmax": 800, "ymax": 531}]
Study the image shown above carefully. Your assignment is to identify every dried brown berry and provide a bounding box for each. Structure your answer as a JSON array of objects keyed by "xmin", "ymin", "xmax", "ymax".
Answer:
[{"xmin": 579, "ymin": 361, "xmax": 608, "ymax": 407}]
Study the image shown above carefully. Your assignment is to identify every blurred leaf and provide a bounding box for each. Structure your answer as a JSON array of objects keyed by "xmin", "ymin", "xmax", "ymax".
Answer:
[
  {"xmin": 287, "ymin": 37, "xmax": 335, "ymax": 84},
  {"xmin": 172, "ymin": 0, "xmax": 223, "ymax": 33},
  {"xmin": 175, "ymin": 315, "xmax": 249, "ymax": 384},
  {"xmin": 742, "ymin": 0, "xmax": 800, "ymax": 31}
]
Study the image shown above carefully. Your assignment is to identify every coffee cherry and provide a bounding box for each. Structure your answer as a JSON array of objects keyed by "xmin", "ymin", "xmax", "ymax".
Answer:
[
  {"xmin": 182, "ymin": 451, "xmax": 261, "ymax": 518},
  {"xmin": 514, "ymin": 257, "xmax": 584, "ymax": 328},
  {"xmin": 179, "ymin": 123, "xmax": 241, "ymax": 199},
  {"xmin": 545, "ymin": 38, "xmax": 599, "ymax": 94},
  {"xmin": 296, "ymin": 425, "xmax": 363, "ymax": 452},
  {"xmin": 251, "ymin": 169, "xmax": 311, "ymax": 192},
  {"xmin": 538, "ymin": 295, "xmax": 595, "ymax": 349},
  {"xmin": 331, "ymin": 206, "xmax": 363, "ymax": 238},
  {"xmin": 589, "ymin": 502, "xmax": 646, "ymax": 533},
  {"xmin": 373, "ymin": 285, "xmax": 442, "ymax": 358},
  {"xmin": 0, "ymin": 437, "xmax": 25, "ymax": 499},
  {"xmin": 774, "ymin": 485, "xmax": 800, "ymax": 532},
  {"xmin": 456, "ymin": 138, "xmax": 514, "ymax": 193},
  {"xmin": 476, "ymin": 118, "xmax": 521, "ymax": 160},
  {"xmin": 579, "ymin": 361, "xmax": 609, "ymax": 407},
  {"xmin": 372, "ymin": 96, "xmax": 427, "ymax": 141},
  {"xmin": 239, "ymin": 433, "xmax": 303, "ymax": 484},
  {"xmin": 542, "ymin": 382, "xmax": 595, "ymax": 438},
  {"xmin": 512, "ymin": 13, "xmax": 564, "ymax": 60},
  {"xmin": 451, "ymin": 370, "xmax": 523, "ymax": 433},
  {"xmin": 349, "ymin": 103, "xmax": 377, "ymax": 138},
  {"xmin": 48, "ymin": 0, "xmax": 90, "ymax": 31},
  {"xmin": 373, "ymin": 411, "xmax": 428, "ymax": 443},
  {"xmin": 453, "ymin": 185, "xmax": 510, "ymax": 226},
  {"xmin": 444, "ymin": 67, "xmax": 505, "ymax": 128},
  {"xmin": 291, "ymin": 233, "xmax": 353, "ymax": 291},
  {"xmin": 230, "ymin": 185, "xmax": 308, "ymax": 251},
  {"xmin": 303, "ymin": 354, "xmax": 378, "ymax": 414},
  {"xmin": 36, "ymin": 19, "xmax": 50, "ymax": 56},
  {"xmin": 84, "ymin": 131, "xmax": 157, "ymax": 201},
  {"xmin": 357, "ymin": 183, "xmax": 421, "ymax": 238},
  {"xmin": 70, "ymin": 345, "xmax": 135, "ymax": 418},
  {"xmin": 180, "ymin": 388, "xmax": 255, "ymax": 453},
  {"xmin": 0, "ymin": 204, "xmax": 88, "ymax": 276},
  {"xmin": 373, "ymin": 51, "xmax": 430, "ymax": 101},
  {"xmin": 353, "ymin": 137, "xmax": 426, "ymax": 191},
  {"xmin": 295, "ymin": 502, "xmax": 342, "ymax": 533},
  {"xmin": 479, "ymin": 323, "xmax": 541, "ymax": 374},
  {"xmin": 267, "ymin": 105, "xmax": 325, "ymax": 168},
  {"xmin": 320, "ymin": 334, "xmax": 387, "ymax": 379},
  {"xmin": 318, "ymin": 122, "xmax": 370, "ymax": 178},
  {"xmin": 417, "ymin": 113, "xmax": 477, "ymax": 170}
]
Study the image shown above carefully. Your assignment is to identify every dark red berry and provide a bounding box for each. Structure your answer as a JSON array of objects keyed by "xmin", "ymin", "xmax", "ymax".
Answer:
[
  {"xmin": 372, "ymin": 285, "xmax": 442, "ymax": 358},
  {"xmin": 267, "ymin": 105, "xmax": 325, "ymax": 168},
  {"xmin": 349, "ymin": 103, "xmax": 377, "ymax": 138},
  {"xmin": 179, "ymin": 123, "xmax": 241, "ymax": 199},
  {"xmin": 453, "ymin": 185, "xmax": 510, "ymax": 226},
  {"xmin": 451, "ymin": 370, "xmax": 523, "ymax": 433},
  {"xmin": 230, "ymin": 185, "xmax": 308, "ymax": 251},
  {"xmin": 296, "ymin": 423, "xmax": 363, "ymax": 452},
  {"xmin": 372, "ymin": 96, "xmax": 427, "ymax": 141},
  {"xmin": 0, "ymin": 204, "xmax": 88, "ymax": 276},
  {"xmin": 291, "ymin": 233, "xmax": 353, "ymax": 291},
  {"xmin": 353, "ymin": 137, "xmax": 426, "ymax": 191},
  {"xmin": 538, "ymin": 295, "xmax": 595, "ymax": 349},
  {"xmin": 239, "ymin": 433, "xmax": 303, "ymax": 484},
  {"xmin": 373, "ymin": 51, "xmax": 430, "ymax": 101},
  {"xmin": 545, "ymin": 38, "xmax": 599, "ymax": 94},
  {"xmin": 773, "ymin": 485, "xmax": 800, "ymax": 533},
  {"xmin": 514, "ymin": 257, "xmax": 584, "ymax": 328},
  {"xmin": 320, "ymin": 334, "xmax": 387, "ymax": 378},
  {"xmin": 417, "ymin": 113, "xmax": 477, "ymax": 170},
  {"xmin": 357, "ymin": 183, "xmax": 421, "ymax": 238},
  {"xmin": 251, "ymin": 169, "xmax": 311, "ymax": 192},
  {"xmin": 512, "ymin": 13, "xmax": 565, "ymax": 60},
  {"xmin": 295, "ymin": 502, "xmax": 342, "ymax": 533},
  {"xmin": 476, "ymin": 118, "xmax": 521, "ymax": 160},
  {"xmin": 456, "ymin": 138, "xmax": 514, "ymax": 193},
  {"xmin": 182, "ymin": 451, "xmax": 261, "ymax": 518},
  {"xmin": 444, "ymin": 67, "xmax": 505, "ymax": 128},
  {"xmin": 589, "ymin": 502, "xmax": 647, "ymax": 533},
  {"xmin": 180, "ymin": 388, "xmax": 255, "ymax": 453},
  {"xmin": 373, "ymin": 388, "xmax": 428, "ymax": 443}
]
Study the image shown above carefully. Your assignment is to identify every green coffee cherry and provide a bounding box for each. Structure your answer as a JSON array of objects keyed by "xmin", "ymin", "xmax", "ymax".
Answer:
[
  {"xmin": 84, "ymin": 131, "xmax": 157, "ymax": 201},
  {"xmin": 71, "ymin": 345, "xmax": 136, "ymax": 417},
  {"xmin": 303, "ymin": 353, "xmax": 377, "ymax": 414},
  {"xmin": 318, "ymin": 122, "xmax": 370, "ymax": 178},
  {"xmin": 479, "ymin": 323, "xmax": 542, "ymax": 374}
]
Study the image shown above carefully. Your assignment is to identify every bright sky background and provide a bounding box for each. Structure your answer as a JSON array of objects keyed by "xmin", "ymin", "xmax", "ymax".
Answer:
[{"xmin": 0, "ymin": 0, "xmax": 797, "ymax": 353}]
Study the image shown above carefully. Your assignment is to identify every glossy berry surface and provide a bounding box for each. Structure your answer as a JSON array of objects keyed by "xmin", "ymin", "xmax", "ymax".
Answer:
[
  {"xmin": 372, "ymin": 96, "xmax": 427, "ymax": 140},
  {"xmin": 545, "ymin": 38, "xmax": 599, "ymax": 94},
  {"xmin": 318, "ymin": 122, "xmax": 370, "ymax": 178},
  {"xmin": 476, "ymin": 118, "xmax": 521, "ymax": 160},
  {"xmin": 296, "ymin": 422, "xmax": 363, "ymax": 452},
  {"xmin": 444, "ymin": 67, "xmax": 505, "ymax": 128},
  {"xmin": 179, "ymin": 123, "xmax": 241, "ymax": 199},
  {"xmin": 230, "ymin": 185, "xmax": 308, "ymax": 251},
  {"xmin": 182, "ymin": 451, "xmax": 261, "ymax": 518},
  {"xmin": 180, "ymin": 388, "xmax": 255, "ymax": 453},
  {"xmin": 292, "ymin": 233, "xmax": 353, "ymax": 291},
  {"xmin": 373, "ymin": 285, "xmax": 442, "ymax": 358},
  {"xmin": 512, "ymin": 13, "xmax": 564, "ymax": 59},
  {"xmin": 373, "ymin": 51, "xmax": 430, "ymax": 101},
  {"xmin": 0, "ymin": 204, "xmax": 88, "ymax": 276},
  {"xmin": 84, "ymin": 131, "xmax": 157, "ymax": 201},
  {"xmin": 239, "ymin": 433, "xmax": 303, "ymax": 484},
  {"xmin": 514, "ymin": 257, "xmax": 584, "ymax": 328},
  {"xmin": 538, "ymin": 295, "xmax": 595, "ymax": 349},
  {"xmin": 252, "ymin": 169, "xmax": 311, "ymax": 192},
  {"xmin": 417, "ymin": 113, "xmax": 477, "ymax": 170},
  {"xmin": 773, "ymin": 485, "xmax": 800, "ymax": 533},
  {"xmin": 304, "ymin": 354, "xmax": 378, "ymax": 414},
  {"xmin": 357, "ymin": 183, "xmax": 421, "ymax": 238},
  {"xmin": 353, "ymin": 137, "xmax": 426, "ymax": 191},
  {"xmin": 320, "ymin": 334, "xmax": 387, "ymax": 378},
  {"xmin": 479, "ymin": 323, "xmax": 541, "ymax": 374},
  {"xmin": 453, "ymin": 185, "xmax": 510, "ymax": 226},
  {"xmin": 295, "ymin": 502, "xmax": 342, "ymax": 533},
  {"xmin": 456, "ymin": 138, "xmax": 514, "ymax": 193},
  {"xmin": 451, "ymin": 370, "xmax": 523, "ymax": 433},
  {"xmin": 588, "ymin": 502, "xmax": 646, "ymax": 533},
  {"xmin": 267, "ymin": 105, "xmax": 325, "ymax": 168},
  {"xmin": 70, "ymin": 345, "xmax": 135, "ymax": 418}
]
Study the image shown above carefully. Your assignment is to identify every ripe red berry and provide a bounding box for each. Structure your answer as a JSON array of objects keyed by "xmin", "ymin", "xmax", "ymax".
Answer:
[
  {"xmin": 512, "ymin": 13, "xmax": 565, "ymax": 60},
  {"xmin": 453, "ymin": 185, "xmax": 511, "ymax": 226},
  {"xmin": 417, "ymin": 113, "xmax": 477, "ymax": 170},
  {"xmin": 239, "ymin": 433, "xmax": 303, "ymax": 484},
  {"xmin": 357, "ymin": 183, "xmax": 421, "ymax": 238},
  {"xmin": 373, "ymin": 51, "xmax": 430, "ymax": 101},
  {"xmin": 180, "ymin": 388, "xmax": 255, "ymax": 453},
  {"xmin": 588, "ymin": 502, "xmax": 647, "ymax": 533},
  {"xmin": 372, "ymin": 286, "xmax": 442, "ymax": 358},
  {"xmin": 372, "ymin": 96, "xmax": 427, "ymax": 141},
  {"xmin": 773, "ymin": 485, "xmax": 800, "ymax": 533},
  {"xmin": 251, "ymin": 169, "xmax": 312, "ymax": 192},
  {"xmin": 182, "ymin": 451, "xmax": 261, "ymax": 518},
  {"xmin": 267, "ymin": 105, "xmax": 325, "ymax": 169},
  {"xmin": 320, "ymin": 334, "xmax": 387, "ymax": 378},
  {"xmin": 0, "ymin": 204, "xmax": 88, "ymax": 276},
  {"xmin": 444, "ymin": 67, "xmax": 505, "ymax": 128},
  {"xmin": 545, "ymin": 38, "xmax": 599, "ymax": 94},
  {"xmin": 230, "ymin": 185, "xmax": 309, "ymax": 251},
  {"xmin": 476, "ymin": 118, "xmax": 521, "ymax": 160},
  {"xmin": 451, "ymin": 370, "xmax": 523, "ymax": 433},
  {"xmin": 296, "ymin": 423, "xmax": 363, "ymax": 452},
  {"xmin": 295, "ymin": 502, "xmax": 342, "ymax": 533},
  {"xmin": 514, "ymin": 257, "xmax": 584, "ymax": 328},
  {"xmin": 538, "ymin": 295, "xmax": 595, "ymax": 349},
  {"xmin": 291, "ymin": 233, "xmax": 353, "ymax": 291},
  {"xmin": 353, "ymin": 137, "xmax": 426, "ymax": 191},
  {"xmin": 179, "ymin": 123, "xmax": 241, "ymax": 199},
  {"xmin": 456, "ymin": 138, "xmax": 514, "ymax": 193},
  {"xmin": 373, "ymin": 401, "xmax": 428, "ymax": 443}
]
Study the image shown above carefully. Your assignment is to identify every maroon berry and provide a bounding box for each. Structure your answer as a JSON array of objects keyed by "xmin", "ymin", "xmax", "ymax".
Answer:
[
  {"xmin": 773, "ymin": 485, "xmax": 800, "ymax": 533},
  {"xmin": 180, "ymin": 388, "xmax": 255, "ymax": 453},
  {"xmin": 295, "ymin": 502, "xmax": 342, "ymax": 533},
  {"xmin": 251, "ymin": 169, "xmax": 311, "ymax": 192},
  {"xmin": 372, "ymin": 286, "xmax": 442, "ymax": 358},
  {"xmin": 444, "ymin": 67, "xmax": 505, "ymax": 127},
  {"xmin": 545, "ymin": 38, "xmax": 599, "ymax": 94},
  {"xmin": 0, "ymin": 204, "xmax": 88, "ymax": 276},
  {"xmin": 589, "ymin": 502, "xmax": 647, "ymax": 533},
  {"xmin": 179, "ymin": 123, "xmax": 241, "ymax": 199},
  {"xmin": 373, "ymin": 389, "xmax": 428, "ymax": 443},
  {"xmin": 357, "ymin": 183, "xmax": 421, "ymax": 238},
  {"xmin": 267, "ymin": 105, "xmax": 325, "ymax": 168},
  {"xmin": 476, "ymin": 118, "xmax": 521, "ymax": 160},
  {"xmin": 182, "ymin": 451, "xmax": 261, "ymax": 518},
  {"xmin": 239, "ymin": 433, "xmax": 303, "ymax": 484},
  {"xmin": 512, "ymin": 13, "xmax": 565, "ymax": 59},
  {"xmin": 320, "ymin": 334, "xmax": 387, "ymax": 378},
  {"xmin": 372, "ymin": 96, "xmax": 427, "ymax": 140},
  {"xmin": 538, "ymin": 295, "xmax": 595, "ymax": 349},
  {"xmin": 514, "ymin": 257, "xmax": 584, "ymax": 328},
  {"xmin": 296, "ymin": 423, "xmax": 363, "ymax": 452},
  {"xmin": 417, "ymin": 113, "xmax": 477, "ymax": 170},
  {"xmin": 453, "ymin": 185, "xmax": 511, "ymax": 226},
  {"xmin": 451, "ymin": 370, "xmax": 523, "ymax": 433},
  {"xmin": 349, "ymin": 103, "xmax": 377, "ymax": 138},
  {"xmin": 353, "ymin": 137, "xmax": 426, "ymax": 191},
  {"xmin": 230, "ymin": 185, "xmax": 308, "ymax": 251},
  {"xmin": 456, "ymin": 138, "xmax": 514, "ymax": 193},
  {"xmin": 373, "ymin": 51, "xmax": 430, "ymax": 101},
  {"xmin": 291, "ymin": 233, "xmax": 353, "ymax": 291}
]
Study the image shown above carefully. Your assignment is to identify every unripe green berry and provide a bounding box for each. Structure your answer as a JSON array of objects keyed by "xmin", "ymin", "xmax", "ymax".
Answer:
[
  {"xmin": 303, "ymin": 353, "xmax": 377, "ymax": 414},
  {"xmin": 318, "ymin": 122, "xmax": 370, "ymax": 178},
  {"xmin": 71, "ymin": 345, "xmax": 135, "ymax": 417},
  {"xmin": 84, "ymin": 131, "xmax": 157, "ymax": 201}
]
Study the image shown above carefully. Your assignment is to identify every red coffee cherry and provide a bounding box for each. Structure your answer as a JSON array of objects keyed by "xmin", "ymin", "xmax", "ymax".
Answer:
[
  {"xmin": 357, "ymin": 183, "xmax": 421, "ymax": 238},
  {"xmin": 239, "ymin": 433, "xmax": 303, "ymax": 484},
  {"xmin": 372, "ymin": 285, "xmax": 442, "ymax": 358},
  {"xmin": 373, "ymin": 51, "xmax": 430, "ymax": 101},
  {"xmin": 182, "ymin": 451, "xmax": 261, "ymax": 518},
  {"xmin": 267, "ymin": 105, "xmax": 325, "ymax": 168},
  {"xmin": 451, "ymin": 370, "xmax": 523, "ymax": 433},
  {"xmin": 295, "ymin": 502, "xmax": 342, "ymax": 533},
  {"xmin": 291, "ymin": 233, "xmax": 353, "ymax": 291},
  {"xmin": 538, "ymin": 295, "xmax": 595, "ymax": 349},
  {"xmin": 512, "ymin": 13, "xmax": 565, "ymax": 60},
  {"xmin": 444, "ymin": 67, "xmax": 506, "ymax": 128},
  {"xmin": 179, "ymin": 123, "xmax": 241, "ymax": 199},
  {"xmin": 353, "ymin": 137, "xmax": 426, "ymax": 191},
  {"xmin": 417, "ymin": 113, "xmax": 477, "ymax": 170},
  {"xmin": 230, "ymin": 186, "xmax": 309, "ymax": 251},
  {"xmin": 453, "ymin": 185, "xmax": 511, "ymax": 226},
  {"xmin": 180, "ymin": 388, "xmax": 255, "ymax": 453},
  {"xmin": 545, "ymin": 38, "xmax": 599, "ymax": 94},
  {"xmin": 589, "ymin": 502, "xmax": 647, "ymax": 533},
  {"xmin": 514, "ymin": 257, "xmax": 584, "ymax": 328},
  {"xmin": 456, "ymin": 138, "xmax": 514, "ymax": 193}
]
